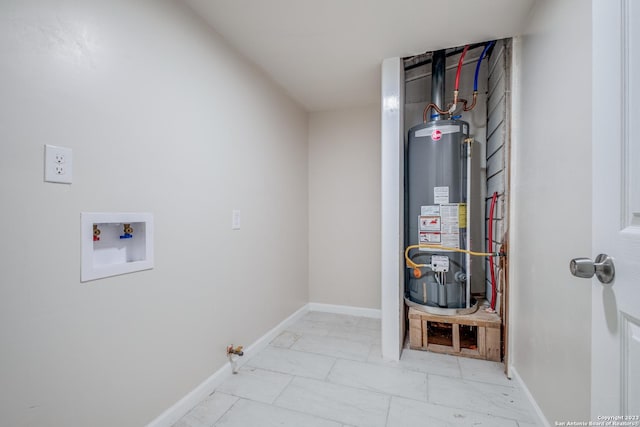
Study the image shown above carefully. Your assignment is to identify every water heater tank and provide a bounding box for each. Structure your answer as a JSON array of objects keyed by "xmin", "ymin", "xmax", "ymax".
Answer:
[{"xmin": 406, "ymin": 120, "xmax": 471, "ymax": 309}]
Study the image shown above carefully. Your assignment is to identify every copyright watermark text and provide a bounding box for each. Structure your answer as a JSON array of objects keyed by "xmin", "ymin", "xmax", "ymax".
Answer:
[{"xmin": 554, "ymin": 416, "xmax": 640, "ymax": 427}]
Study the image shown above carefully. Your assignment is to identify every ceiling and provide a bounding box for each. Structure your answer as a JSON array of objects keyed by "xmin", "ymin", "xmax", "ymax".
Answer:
[{"xmin": 183, "ymin": 0, "xmax": 536, "ymax": 112}]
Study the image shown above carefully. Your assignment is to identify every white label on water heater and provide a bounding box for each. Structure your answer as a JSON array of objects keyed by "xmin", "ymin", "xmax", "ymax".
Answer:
[
  {"xmin": 439, "ymin": 204, "xmax": 461, "ymax": 249},
  {"xmin": 441, "ymin": 233, "xmax": 460, "ymax": 249},
  {"xmin": 440, "ymin": 204, "xmax": 459, "ymax": 232},
  {"xmin": 421, "ymin": 205, "xmax": 440, "ymax": 216},
  {"xmin": 434, "ymin": 186, "xmax": 449, "ymax": 204},
  {"xmin": 431, "ymin": 255, "xmax": 449, "ymax": 272}
]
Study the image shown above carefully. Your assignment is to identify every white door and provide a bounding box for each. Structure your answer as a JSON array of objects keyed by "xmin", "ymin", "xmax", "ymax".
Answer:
[{"xmin": 590, "ymin": 0, "xmax": 640, "ymax": 418}]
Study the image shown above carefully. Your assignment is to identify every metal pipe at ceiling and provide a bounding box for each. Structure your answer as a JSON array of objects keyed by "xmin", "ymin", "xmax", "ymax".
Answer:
[{"xmin": 430, "ymin": 50, "xmax": 446, "ymax": 121}]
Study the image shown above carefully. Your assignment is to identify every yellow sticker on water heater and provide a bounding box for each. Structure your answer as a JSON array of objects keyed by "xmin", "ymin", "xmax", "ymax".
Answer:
[{"xmin": 459, "ymin": 203, "xmax": 467, "ymax": 228}]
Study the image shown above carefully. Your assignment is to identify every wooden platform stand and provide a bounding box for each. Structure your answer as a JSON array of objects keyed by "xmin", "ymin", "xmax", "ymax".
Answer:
[{"xmin": 408, "ymin": 306, "xmax": 501, "ymax": 362}]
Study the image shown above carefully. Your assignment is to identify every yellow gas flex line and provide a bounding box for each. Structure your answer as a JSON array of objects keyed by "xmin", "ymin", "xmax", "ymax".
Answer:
[{"xmin": 404, "ymin": 244, "xmax": 500, "ymax": 270}]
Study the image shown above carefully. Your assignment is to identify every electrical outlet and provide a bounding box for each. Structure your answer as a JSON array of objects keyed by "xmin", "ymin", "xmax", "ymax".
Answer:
[{"xmin": 44, "ymin": 145, "xmax": 73, "ymax": 184}]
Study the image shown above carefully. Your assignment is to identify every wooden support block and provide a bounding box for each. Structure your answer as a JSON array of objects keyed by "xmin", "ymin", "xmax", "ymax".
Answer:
[
  {"xmin": 422, "ymin": 320, "xmax": 428, "ymax": 350},
  {"xmin": 485, "ymin": 326, "xmax": 501, "ymax": 362},
  {"xmin": 452, "ymin": 324, "xmax": 460, "ymax": 353},
  {"xmin": 477, "ymin": 326, "xmax": 486, "ymax": 357},
  {"xmin": 408, "ymin": 306, "xmax": 502, "ymax": 361},
  {"xmin": 409, "ymin": 317, "xmax": 423, "ymax": 349}
]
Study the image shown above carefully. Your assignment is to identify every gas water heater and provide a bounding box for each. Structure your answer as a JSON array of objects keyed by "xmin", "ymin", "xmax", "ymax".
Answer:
[
  {"xmin": 405, "ymin": 119, "xmax": 472, "ymax": 309},
  {"xmin": 403, "ymin": 46, "xmax": 491, "ymax": 313}
]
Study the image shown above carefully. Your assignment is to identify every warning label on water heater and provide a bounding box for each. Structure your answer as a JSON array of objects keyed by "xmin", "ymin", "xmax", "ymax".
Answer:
[
  {"xmin": 418, "ymin": 214, "xmax": 441, "ymax": 245},
  {"xmin": 419, "ymin": 216, "xmax": 441, "ymax": 232},
  {"xmin": 458, "ymin": 203, "xmax": 467, "ymax": 229},
  {"xmin": 418, "ymin": 203, "xmax": 461, "ymax": 251},
  {"xmin": 419, "ymin": 231, "xmax": 441, "ymax": 244}
]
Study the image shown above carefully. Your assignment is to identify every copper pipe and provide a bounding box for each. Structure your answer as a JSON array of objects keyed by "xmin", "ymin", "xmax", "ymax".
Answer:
[
  {"xmin": 423, "ymin": 96, "xmax": 475, "ymax": 122},
  {"xmin": 463, "ymin": 92, "xmax": 478, "ymax": 112},
  {"xmin": 422, "ymin": 103, "xmax": 450, "ymax": 122},
  {"xmin": 454, "ymin": 99, "xmax": 468, "ymax": 113}
]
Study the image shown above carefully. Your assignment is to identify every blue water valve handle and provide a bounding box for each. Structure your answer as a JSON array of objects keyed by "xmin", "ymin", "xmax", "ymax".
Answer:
[
  {"xmin": 120, "ymin": 233, "xmax": 133, "ymax": 239},
  {"xmin": 452, "ymin": 115, "xmax": 462, "ymax": 120}
]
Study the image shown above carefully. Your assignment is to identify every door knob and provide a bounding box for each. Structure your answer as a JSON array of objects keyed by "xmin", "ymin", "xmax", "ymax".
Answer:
[{"xmin": 569, "ymin": 254, "xmax": 615, "ymax": 284}]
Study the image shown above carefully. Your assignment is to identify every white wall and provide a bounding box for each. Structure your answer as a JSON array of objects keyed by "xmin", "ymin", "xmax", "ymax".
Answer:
[
  {"xmin": 380, "ymin": 57, "xmax": 404, "ymax": 360},
  {"xmin": 308, "ymin": 106, "xmax": 381, "ymax": 309},
  {"xmin": 0, "ymin": 1, "xmax": 308, "ymax": 426},
  {"xmin": 510, "ymin": 0, "xmax": 591, "ymax": 421}
]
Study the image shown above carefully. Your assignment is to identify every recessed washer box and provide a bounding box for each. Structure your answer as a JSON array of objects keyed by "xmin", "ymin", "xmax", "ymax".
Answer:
[{"xmin": 81, "ymin": 212, "xmax": 154, "ymax": 282}]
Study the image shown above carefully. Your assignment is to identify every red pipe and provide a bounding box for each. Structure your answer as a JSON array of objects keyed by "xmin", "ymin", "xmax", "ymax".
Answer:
[
  {"xmin": 454, "ymin": 45, "xmax": 470, "ymax": 91},
  {"xmin": 488, "ymin": 192, "xmax": 498, "ymax": 310}
]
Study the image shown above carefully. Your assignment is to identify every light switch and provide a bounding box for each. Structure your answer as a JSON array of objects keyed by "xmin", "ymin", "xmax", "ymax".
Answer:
[{"xmin": 232, "ymin": 210, "xmax": 241, "ymax": 230}]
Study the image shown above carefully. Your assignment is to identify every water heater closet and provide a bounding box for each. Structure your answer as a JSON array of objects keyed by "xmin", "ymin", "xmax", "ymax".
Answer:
[{"xmin": 404, "ymin": 42, "xmax": 504, "ymax": 315}]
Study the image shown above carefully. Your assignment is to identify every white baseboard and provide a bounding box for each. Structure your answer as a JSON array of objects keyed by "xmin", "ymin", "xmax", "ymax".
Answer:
[
  {"xmin": 307, "ymin": 302, "xmax": 381, "ymax": 319},
  {"xmin": 147, "ymin": 361, "xmax": 232, "ymax": 427},
  {"xmin": 146, "ymin": 304, "xmax": 310, "ymax": 427},
  {"xmin": 510, "ymin": 366, "xmax": 551, "ymax": 427}
]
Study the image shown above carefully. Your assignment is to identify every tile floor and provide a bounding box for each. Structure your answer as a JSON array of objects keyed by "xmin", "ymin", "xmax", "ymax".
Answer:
[{"xmin": 173, "ymin": 311, "xmax": 542, "ymax": 427}]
